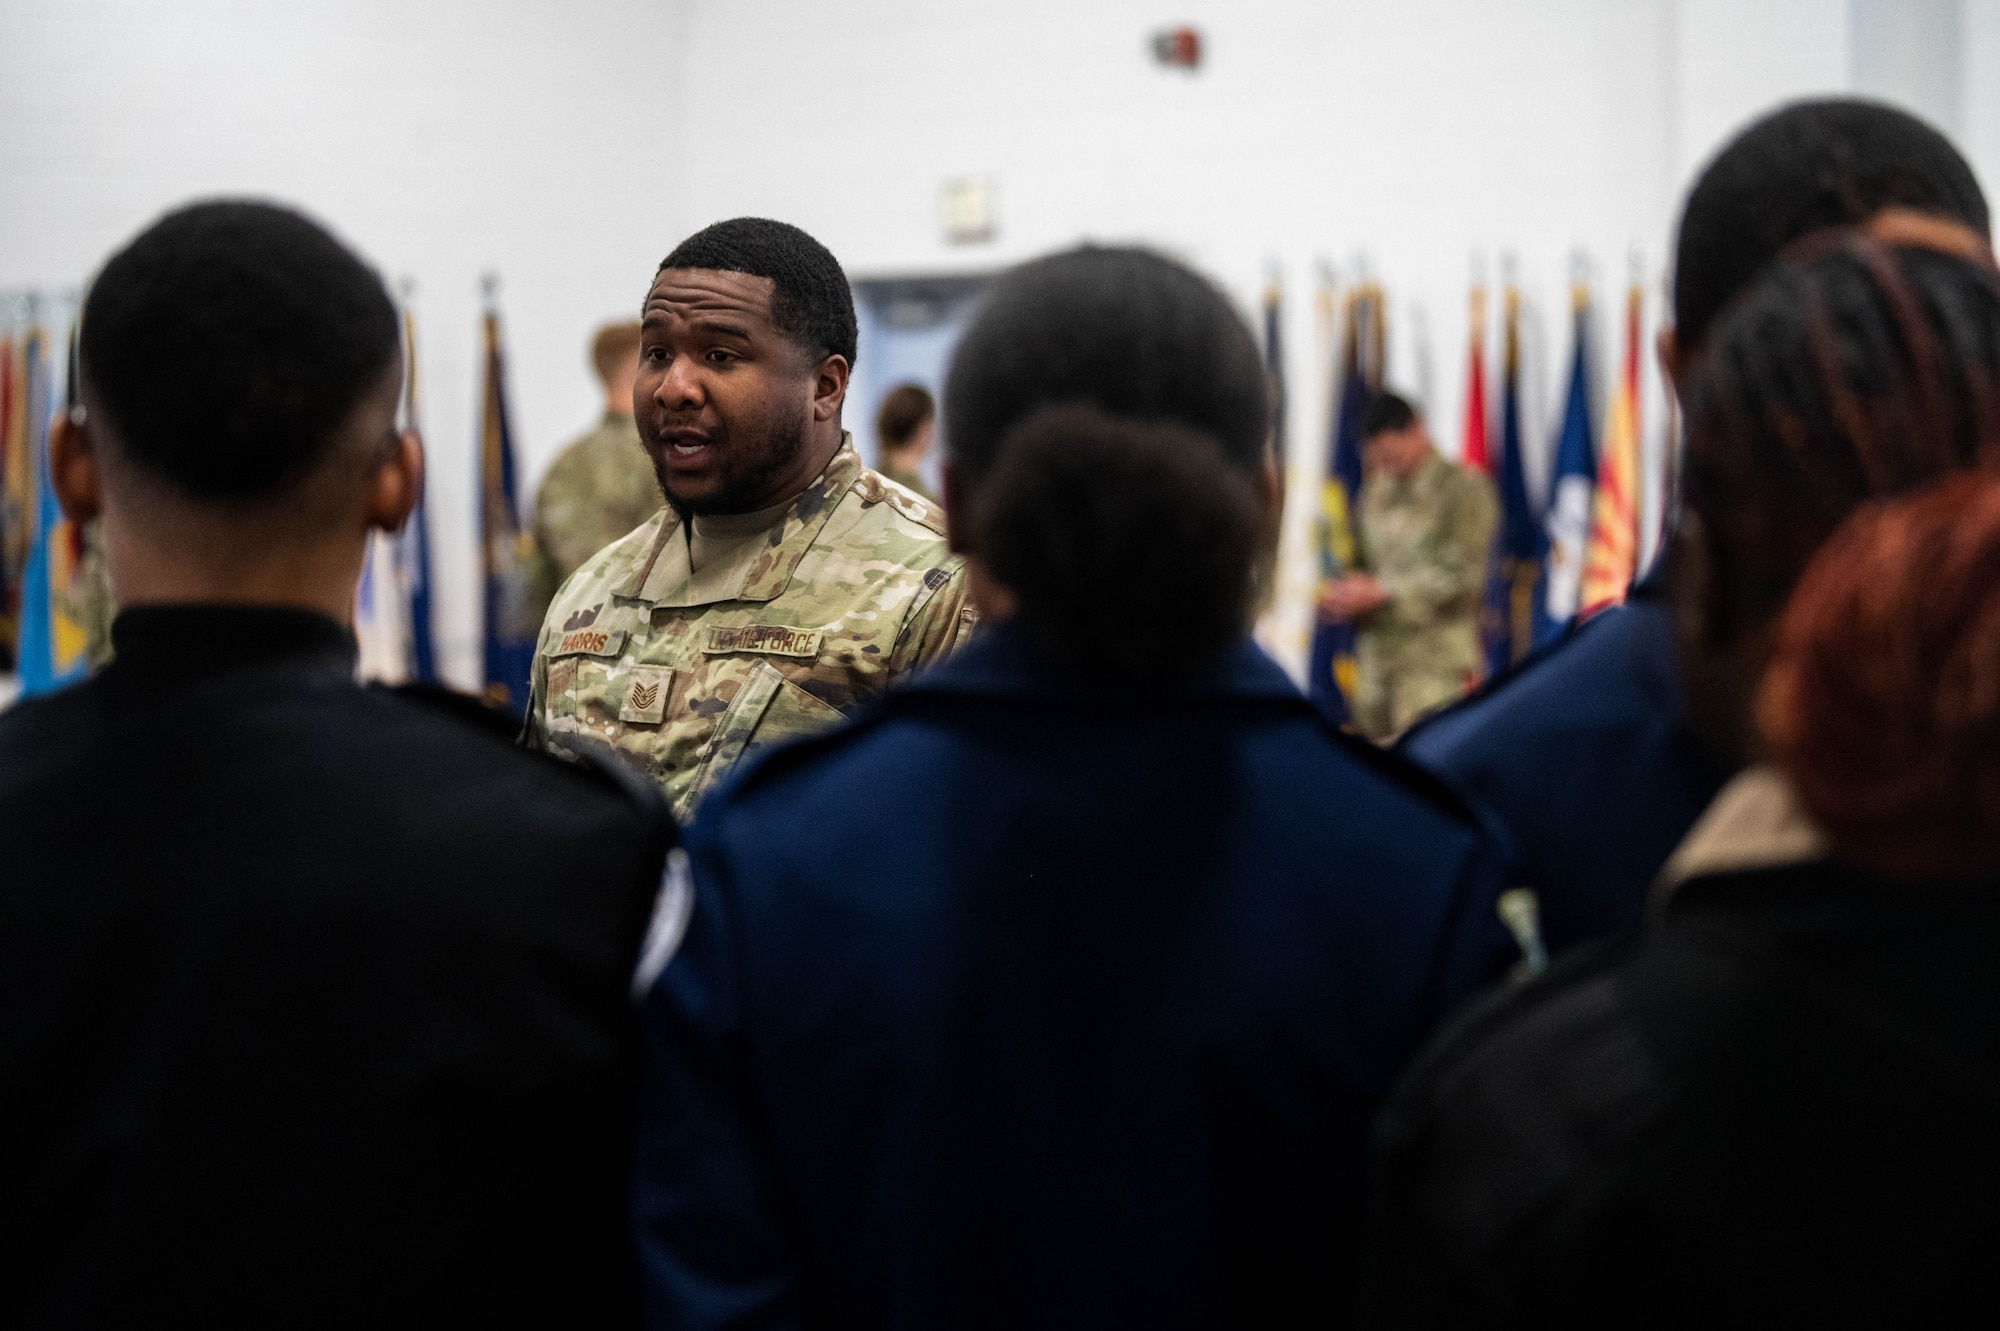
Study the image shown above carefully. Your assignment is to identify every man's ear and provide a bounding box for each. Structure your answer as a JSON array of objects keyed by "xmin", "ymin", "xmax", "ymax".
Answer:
[
  {"xmin": 810, "ymin": 354, "xmax": 850, "ymax": 422},
  {"xmin": 1657, "ymin": 326, "xmax": 1687, "ymax": 403},
  {"xmin": 366, "ymin": 430, "xmax": 423, "ymax": 533},
  {"xmin": 50, "ymin": 411, "xmax": 101, "ymax": 524}
]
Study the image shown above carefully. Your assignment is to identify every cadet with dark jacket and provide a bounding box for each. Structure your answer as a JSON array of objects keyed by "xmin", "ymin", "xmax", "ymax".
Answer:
[
  {"xmin": 1363, "ymin": 227, "xmax": 2000, "ymax": 1327},
  {"xmin": 1400, "ymin": 99, "xmax": 1990, "ymax": 959},
  {"xmin": 633, "ymin": 246, "xmax": 1515, "ymax": 1330},
  {"xmin": 0, "ymin": 201, "xmax": 674, "ymax": 1328}
]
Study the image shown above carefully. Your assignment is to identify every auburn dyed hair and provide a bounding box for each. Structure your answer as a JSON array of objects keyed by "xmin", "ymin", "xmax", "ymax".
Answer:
[{"xmin": 1760, "ymin": 473, "xmax": 2000, "ymax": 879}]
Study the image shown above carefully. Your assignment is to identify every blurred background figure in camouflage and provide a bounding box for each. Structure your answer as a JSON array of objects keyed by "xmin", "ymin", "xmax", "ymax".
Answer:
[
  {"xmin": 524, "ymin": 320, "xmax": 661, "ymax": 626},
  {"xmin": 874, "ymin": 382, "xmax": 937, "ymax": 501},
  {"xmin": 1317, "ymin": 391, "xmax": 1495, "ymax": 741}
]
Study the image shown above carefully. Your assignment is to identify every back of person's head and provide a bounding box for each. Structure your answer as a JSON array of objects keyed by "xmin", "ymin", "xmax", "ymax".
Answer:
[
  {"xmin": 1761, "ymin": 473, "xmax": 2000, "ymax": 879},
  {"xmin": 80, "ymin": 199, "xmax": 401, "ymax": 506},
  {"xmin": 1682, "ymin": 234, "xmax": 2000, "ymax": 628},
  {"xmin": 877, "ymin": 383, "xmax": 934, "ymax": 448},
  {"xmin": 1674, "ymin": 99, "xmax": 1988, "ymax": 351},
  {"xmin": 1362, "ymin": 391, "xmax": 1417, "ymax": 439},
  {"xmin": 659, "ymin": 217, "xmax": 857, "ymax": 366},
  {"xmin": 943, "ymin": 246, "xmax": 1269, "ymax": 677},
  {"xmin": 591, "ymin": 320, "xmax": 643, "ymax": 389}
]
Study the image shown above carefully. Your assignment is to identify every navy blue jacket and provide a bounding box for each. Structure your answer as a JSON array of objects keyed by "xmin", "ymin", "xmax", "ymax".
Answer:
[
  {"xmin": 1398, "ymin": 576, "xmax": 1727, "ymax": 955},
  {"xmin": 634, "ymin": 624, "xmax": 1514, "ymax": 1330}
]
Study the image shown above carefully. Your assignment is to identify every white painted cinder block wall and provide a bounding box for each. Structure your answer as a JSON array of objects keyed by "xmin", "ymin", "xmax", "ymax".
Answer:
[{"xmin": 2, "ymin": 0, "xmax": 1992, "ymax": 684}]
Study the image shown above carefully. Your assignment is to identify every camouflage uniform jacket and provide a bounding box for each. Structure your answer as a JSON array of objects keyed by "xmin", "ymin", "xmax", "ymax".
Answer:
[
  {"xmin": 524, "ymin": 436, "xmax": 976, "ymax": 820},
  {"xmin": 525, "ymin": 411, "xmax": 662, "ymax": 628},
  {"xmin": 1356, "ymin": 450, "xmax": 1498, "ymax": 680}
]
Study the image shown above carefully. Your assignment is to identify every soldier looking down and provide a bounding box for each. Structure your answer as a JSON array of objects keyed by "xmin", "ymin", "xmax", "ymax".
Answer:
[
  {"xmin": 1318, "ymin": 392, "xmax": 1496, "ymax": 740},
  {"xmin": 525, "ymin": 218, "xmax": 975, "ymax": 819}
]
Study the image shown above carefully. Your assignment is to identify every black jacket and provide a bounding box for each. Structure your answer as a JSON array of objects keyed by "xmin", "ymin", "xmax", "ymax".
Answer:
[
  {"xmin": 1360, "ymin": 780, "xmax": 2000, "ymax": 1328},
  {"xmin": 0, "ymin": 607, "xmax": 673, "ymax": 1328}
]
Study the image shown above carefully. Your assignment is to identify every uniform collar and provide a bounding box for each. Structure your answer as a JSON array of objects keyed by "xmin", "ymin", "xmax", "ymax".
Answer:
[
  {"xmin": 615, "ymin": 433, "xmax": 860, "ymax": 607},
  {"xmin": 107, "ymin": 604, "xmax": 356, "ymax": 678},
  {"xmin": 1655, "ymin": 764, "xmax": 1829, "ymax": 902},
  {"xmin": 900, "ymin": 619, "xmax": 1308, "ymax": 704}
]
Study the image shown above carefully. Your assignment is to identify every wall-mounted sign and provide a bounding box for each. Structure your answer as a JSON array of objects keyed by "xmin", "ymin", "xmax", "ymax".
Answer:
[{"xmin": 939, "ymin": 176, "xmax": 996, "ymax": 245}]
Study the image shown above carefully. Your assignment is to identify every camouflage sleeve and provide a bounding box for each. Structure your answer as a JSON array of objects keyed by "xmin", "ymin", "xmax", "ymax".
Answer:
[
  {"xmin": 887, "ymin": 559, "xmax": 977, "ymax": 680},
  {"xmin": 1377, "ymin": 475, "xmax": 1498, "ymax": 622},
  {"xmin": 521, "ymin": 631, "xmax": 552, "ymax": 751}
]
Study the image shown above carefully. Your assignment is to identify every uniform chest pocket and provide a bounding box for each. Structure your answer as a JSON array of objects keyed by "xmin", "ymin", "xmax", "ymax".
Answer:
[{"xmin": 682, "ymin": 657, "xmax": 847, "ymax": 814}]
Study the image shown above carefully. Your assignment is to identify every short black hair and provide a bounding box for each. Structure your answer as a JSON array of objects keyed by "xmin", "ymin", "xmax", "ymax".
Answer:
[
  {"xmin": 1674, "ymin": 98, "xmax": 1989, "ymax": 349},
  {"xmin": 944, "ymin": 247, "xmax": 1269, "ymax": 676},
  {"xmin": 659, "ymin": 218, "xmax": 857, "ymax": 366},
  {"xmin": 79, "ymin": 200, "xmax": 400, "ymax": 501},
  {"xmin": 1362, "ymin": 391, "xmax": 1417, "ymax": 439},
  {"xmin": 944, "ymin": 246, "xmax": 1267, "ymax": 487}
]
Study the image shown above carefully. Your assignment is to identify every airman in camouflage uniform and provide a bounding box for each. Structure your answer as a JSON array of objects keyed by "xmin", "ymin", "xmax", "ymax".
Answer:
[
  {"xmin": 524, "ymin": 409, "xmax": 661, "ymax": 627},
  {"xmin": 1351, "ymin": 446, "xmax": 1496, "ymax": 739},
  {"xmin": 524, "ymin": 434, "xmax": 973, "ymax": 820}
]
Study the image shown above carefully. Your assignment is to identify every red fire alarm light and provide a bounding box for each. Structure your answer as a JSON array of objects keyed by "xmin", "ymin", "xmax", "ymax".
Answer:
[{"xmin": 1151, "ymin": 26, "xmax": 1202, "ymax": 71}]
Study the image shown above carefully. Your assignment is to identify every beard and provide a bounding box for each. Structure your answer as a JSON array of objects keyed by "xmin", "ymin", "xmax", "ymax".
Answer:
[{"xmin": 653, "ymin": 408, "xmax": 809, "ymax": 517}]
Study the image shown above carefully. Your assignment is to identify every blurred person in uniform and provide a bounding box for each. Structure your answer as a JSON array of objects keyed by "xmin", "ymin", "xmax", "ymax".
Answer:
[
  {"xmin": 523, "ymin": 318, "xmax": 661, "ymax": 626},
  {"xmin": 524, "ymin": 218, "xmax": 973, "ymax": 821},
  {"xmin": 1318, "ymin": 392, "xmax": 1495, "ymax": 740},
  {"xmin": 632, "ymin": 246, "xmax": 1516, "ymax": 1330},
  {"xmin": 1362, "ymin": 230, "xmax": 2000, "ymax": 1327},
  {"xmin": 874, "ymin": 381, "xmax": 937, "ymax": 501},
  {"xmin": 1397, "ymin": 99, "xmax": 1990, "ymax": 960},
  {"xmin": 0, "ymin": 200, "xmax": 673, "ymax": 1327}
]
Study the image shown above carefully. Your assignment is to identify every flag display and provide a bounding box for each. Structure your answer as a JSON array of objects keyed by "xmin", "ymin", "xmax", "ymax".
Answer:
[
  {"xmin": 1307, "ymin": 284, "xmax": 1383, "ymax": 723},
  {"xmin": 1580, "ymin": 280, "xmax": 1644, "ymax": 613},
  {"xmin": 1482, "ymin": 283, "xmax": 1547, "ymax": 674},
  {"xmin": 1541, "ymin": 285, "xmax": 1596, "ymax": 632},
  {"xmin": 1, "ymin": 330, "xmax": 26, "ymax": 665},
  {"xmin": 1262, "ymin": 279, "xmax": 1286, "ymax": 462},
  {"xmin": 479, "ymin": 301, "xmax": 536, "ymax": 711},
  {"xmin": 16, "ymin": 323, "xmax": 90, "ymax": 696},
  {"xmin": 1460, "ymin": 281, "xmax": 1489, "ymax": 476}
]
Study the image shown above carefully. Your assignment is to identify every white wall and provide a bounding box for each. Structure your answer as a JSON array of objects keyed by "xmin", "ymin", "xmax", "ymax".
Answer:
[
  {"xmin": 0, "ymin": 0, "xmax": 691, "ymax": 686},
  {"xmin": 5, "ymin": 0, "xmax": 1991, "ymax": 683}
]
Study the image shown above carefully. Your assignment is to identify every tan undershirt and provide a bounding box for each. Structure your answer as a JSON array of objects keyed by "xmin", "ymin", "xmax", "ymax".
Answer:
[{"xmin": 650, "ymin": 497, "xmax": 795, "ymax": 604}]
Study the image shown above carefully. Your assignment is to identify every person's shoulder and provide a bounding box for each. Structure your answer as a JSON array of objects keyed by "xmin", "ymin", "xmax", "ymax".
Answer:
[
  {"xmin": 842, "ymin": 463, "xmax": 952, "ymax": 542},
  {"xmin": 542, "ymin": 509, "xmax": 672, "ymax": 625},
  {"xmin": 368, "ymin": 682, "xmax": 674, "ymax": 839},
  {"xmin": 1400, "ymin": 598, "xmax": 1658, "ymax": 765},
  {"xmin": 1378, "ymin": 934, "xmax": 1667, "ymax": 1227},
  {"xmin": 0, "ymin": 677, "xmax": 102, "ymax": 785}
]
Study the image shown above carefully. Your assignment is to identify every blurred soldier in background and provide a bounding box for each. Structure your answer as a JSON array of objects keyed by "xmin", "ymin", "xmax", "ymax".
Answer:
[
  {"xmin": 1318, "ymin": 392, "xmax": 1495, "ymax": 740},
  {"xmin": 524, "ymin": 319, "xmax": 660, "ymax": 625},
  {"xmin": 875, "ymin": 381, "xmax": 936, "ymax": 501}
]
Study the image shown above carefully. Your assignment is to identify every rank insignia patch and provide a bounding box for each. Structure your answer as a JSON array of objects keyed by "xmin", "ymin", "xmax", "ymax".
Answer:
[{"xmin": 619, "ymin": 667, "xmax": 672, "ymax": 724}]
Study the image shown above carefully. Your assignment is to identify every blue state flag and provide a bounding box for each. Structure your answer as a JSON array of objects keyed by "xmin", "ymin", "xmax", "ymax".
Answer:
[
  {"xmin": 1481, "ymin": 286, "xmax": 1547, "ymax": 675},
  {"xmin": 18, "ymin": 323, "xmax": 90, "ymax": 697},
  {"xmin": 479, "ymin": 304, "xmax": 536, "ymax": 711},
  {"xmin": 1307, "ymin": 287, "xmax": 1380, "ymax": 725},
  {"xmin": 1540, "ymin": 292, "xmax": 1596, "ymax": 637}
]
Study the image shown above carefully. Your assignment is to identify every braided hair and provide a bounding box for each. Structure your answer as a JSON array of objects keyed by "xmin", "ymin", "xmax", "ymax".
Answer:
[{"xmin": 1682, "ymin": 228, "xmax": 2000, "ymax": 628}]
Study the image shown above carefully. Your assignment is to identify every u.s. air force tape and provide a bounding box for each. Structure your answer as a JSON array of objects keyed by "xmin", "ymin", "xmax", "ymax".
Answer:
[
  {"xmin": 703, "ymin": 625, "xmax": 824, "ymax": 658},
  {"xmin": 632, "ymin": 847, "xmax": 695, "ymax": 1001}
]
